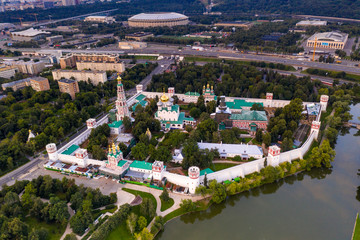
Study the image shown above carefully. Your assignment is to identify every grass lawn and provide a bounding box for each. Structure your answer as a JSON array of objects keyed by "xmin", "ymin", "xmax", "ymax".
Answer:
[
  {"xmin": 160, "ymin": 198, "xmax": 174, "ymax": 212},
  {"xmin": 211, "ymin": 163, "xmax": 238, "ymax": 171},
  {"xmin": 353, "ymin": 213, "xmax": 360, "ymax": 240},
  {"xmin": 24, "ymin": 216, "xmax": 66, "ymax": 240},
  {"xmin": 185, "ymin": 56, "xmax": 221, "ymax": 63},
  {"xmin": 243, "ymin": 137, "xmax": 252, "ymax": 143},
  {"xmin": 133, "ymin": 55, "xmax": 157, "ymax": 60},
  {"xmin": 106, "ymin": 221, "xmax": 133, "ymax": 240}
]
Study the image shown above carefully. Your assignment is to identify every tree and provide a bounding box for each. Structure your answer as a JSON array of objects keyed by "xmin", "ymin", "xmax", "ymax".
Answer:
[
  {"xmin": 28, "ymin": 228, "xmax": 48, "ymax": 240},
  {"xmin": 309, "ymin": 139, "xmax": 336, "ymax": 168},
  {"xmin": 209, "ymin": 180, "xmax": 226, "ymax": 204},
  {"xmin": 131, "ymin": 143, "xmax": 148, "ymax": 160},
  {"xmin": 126, "ymin": 213, "xmax": 138, "ymax": 235},
  {"xmin": 70, "ymin": 192, "xmax": 83, "ymax": 211},
  {"xmin": 123, "ymin": 116, "xmax": 132, "ymax": 131},
  {"xmin": 281, "ymin": 137, "xmax": 293, "ymax": 152},
  {"xmin": 154, "ymin": 146, "xmax": 172, "ymax": 163},
  {"xmin": 64, "ymin": 233, "xmax": 78, "ymax": 240},
  {"xmin": 134, "ymin": 228, "xmax": 153, "ymax": 240},
  {"xmin": 21, "ymin": 182, "xmax": 36, "ymax": 209},
  {"xmin": 263, "ymin": 132, "xmax": 271, "ymax": 147},
  {"xmin": 91, "ymin": 145, "xmax": 106, "ymax": 160},
  {"xmin": 255, "ymin": 129, "xmax": 263, "ymax": 142},
  {"xmin": 49, "ymin": 198, "xmax": 70, "ymax": 225},
  {"xmin": 137, "ymin": 216, "xmax": 147, "ymax": 231},
  {"xmin": 160, "ymin": 188, "xmax": 170, "ymax": 202},
  {"xmin": 206, "ymin": 101, "xmax": 217, "ymax": 113},
  {"xmin": 4, "ymin": 217, "xmax": 28, "ymax": 240},
  {"xmin": 189, "ymin": 107, "xmax": 201, "ymax": 119},
  {"xmin": 251, "ymin": 103, "xmax": 264, "ymax": 111},
  {"xmin": 140, "ymin": 198, "xmax": 155, "ymax": 220},
  {"xmin": 179, "ymin": 199, "xmax": 196, "ymax": 212}
]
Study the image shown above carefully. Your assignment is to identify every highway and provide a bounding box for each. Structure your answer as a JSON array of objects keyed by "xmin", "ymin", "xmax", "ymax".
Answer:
[
  {"xmin": 0, "ymin": 157, "xmax": 43, "ymax": 187},
  {"xmin": 12, "ymin": 46, "xmax": 360, "ymax": 75}
]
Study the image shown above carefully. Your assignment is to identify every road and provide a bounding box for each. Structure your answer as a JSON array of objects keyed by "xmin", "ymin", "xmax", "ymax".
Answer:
[
  {"xmin": 10, "ymin": 46, "xmax": 360, "ymax": 75},
  {"xmin": 0, "ymin": 157, "xmax": 43, "ymax": 187}
]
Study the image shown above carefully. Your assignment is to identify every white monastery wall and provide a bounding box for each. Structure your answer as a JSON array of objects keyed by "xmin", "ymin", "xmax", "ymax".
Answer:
[{"xmin": 163, "ymin": 172, "xmax": 191, "ymax": 187}]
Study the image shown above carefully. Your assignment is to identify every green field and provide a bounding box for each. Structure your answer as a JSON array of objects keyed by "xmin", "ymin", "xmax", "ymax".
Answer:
[
  {"xmin": 304, "ymin": 68, "xmax": 360, "ymax": 82},
  {"xmin": 211, "ymin": 162, "xmax": 239, "ymax": 171},
  {"xmin": 160, "ymin": 198, "xmax": 174, "ymax": 212},
  {"xmin": 353, "ymin": 213, "xmax": 360, "ymax": 240},
  {"xmin": 106, "ymin": 221, "xmax": 133, "ymax": 240},
  {"xmin": 24, "ymin": 216, "xmax": 66, "ymax": 240}
]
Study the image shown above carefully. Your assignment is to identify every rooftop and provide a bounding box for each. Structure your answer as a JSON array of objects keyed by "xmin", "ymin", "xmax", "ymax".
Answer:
[
  {"xmin": 135, "ymin": 94, "xmax": 146, "ymax": 101},
  {"xmin": 226, "ymin": 99, "xmax": 263, "ymax": 109},
  {"xmin": 185, "ymin": 92, "xmax": 200, "ymax": 96},
  {"xmin": 200, "ymin": 168, "xmax": 214, "ymax": 176},
  {"xmin": 62, "ymin": 144, "xmax": 80, "ymax": 155},
  {"xmin": 108, "ymin": 120, "xmax": 123, "ymax": 128},
  {"xmin": 118, "ymin": 160, "xmax": 128, "ymax": 168},
  {"xmin": 230, "ymin": 110, "xmax": 267, "ymax": 121},
  {"xmin": 308, "ymin": 31, "xmax": 348, "ymax": 42},
  {"xmin": 129, "ymin": 12, "xmax": 188, "ymax": 21},
  {"xmin": 296, "ymin": 20, "xmax": 327, "ymax": 26},
  {"xmin": 198, "ymin": 142, "xmax": 263, "ymax": 156},
  {"xmin": 59, "ymin": 79, "xmax": 76, "ymax": 84},
  {"xmin": 130, "ymin": 160, "xmax": 153, "ymax": 170},
  {"xmin": 12, "ymin": 28, "xmax": 50, "ymax": 37},
  {"xmin": 158, "ymin": 111, "xmax": 195, "ymax": 125}
]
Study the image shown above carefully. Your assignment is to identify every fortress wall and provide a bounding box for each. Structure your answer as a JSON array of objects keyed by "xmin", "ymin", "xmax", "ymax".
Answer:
[{"xmin": 163, "ymin": 172, "xmax": 191, "ymax": 187}]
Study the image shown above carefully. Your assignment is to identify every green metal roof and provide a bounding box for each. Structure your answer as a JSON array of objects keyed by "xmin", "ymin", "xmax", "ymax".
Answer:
[
  {"xmin": 226, "ymin": 99, "xmax": 263, "ymax": 109},
  {"xmin": 135, "ymin": 94, "xmax": 146, "ymax": 101},
  {"xmin": 130, "ymin": 160, "xmax": 153, "ymax": 170},
  {"xmin": 132, "ymin": 99, "xmax": 148, "ymax": 112},
  {"xmin": 185, "ymin": 92, "xmax": 200, "ymax": 96},
  {"xmin": 118, "ymin": 160, "xmax": 128, "ymax": 167},
  {"xmin": 219, "ymin": 122, "xmax": 226, "ymax": 130},
  {"xmin": 230, "ymin": 110, "xmax": 267, "ymax": 121},
  {"xmin": 62, "ymin": 144, "xmax": 79, "ymax": 155},
  {"xmin": 200, "ymin": 168, "xmax": 214, "ymax": 176},
  {"xmin": 108, "ymin": 120, "xmax": 123, "ymax": 128},
  {"xmin": 160, "ymin": 104, "xmax": 179, "ymax": 112}
]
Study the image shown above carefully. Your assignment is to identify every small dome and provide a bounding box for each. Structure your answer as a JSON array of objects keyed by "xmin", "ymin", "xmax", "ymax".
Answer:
[{"xmin": 160, "ymin": 93, "xmax": 169, "ymax": 102}]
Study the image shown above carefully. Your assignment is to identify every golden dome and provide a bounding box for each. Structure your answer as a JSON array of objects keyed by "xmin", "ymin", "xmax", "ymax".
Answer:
[
  {"xmin": 160, "ymin": 93, "xmax": 169, "ymax": 102},
  {"xmin": 117, "ymin": 74, "xmax": 122, "ymax": 83},
  {"xmin": 207, "ymin": 83, "xmax": 210, "ymax": 89}
]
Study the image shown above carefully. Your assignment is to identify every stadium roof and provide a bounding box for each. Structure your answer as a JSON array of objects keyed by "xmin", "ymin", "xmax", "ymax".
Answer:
[
  {"xmin": 308, "ymin": 32, "xmax": 348, "ymax": 42},
  {"xmin": 129, "ymin": 12, "xmax": 188, "ymax": 21},
  {"xmin": 12, "ymin": 28, "xmax": 50, "ymax": 37},
  {"xmin": 296, "ymin": 20, "xmax": 327, "ymax": 26}
]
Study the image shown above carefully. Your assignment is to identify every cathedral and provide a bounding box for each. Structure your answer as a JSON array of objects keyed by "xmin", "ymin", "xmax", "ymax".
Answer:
[{"xmin": 155, "ymin": 92, "xmax": 195, "ymax": 130}]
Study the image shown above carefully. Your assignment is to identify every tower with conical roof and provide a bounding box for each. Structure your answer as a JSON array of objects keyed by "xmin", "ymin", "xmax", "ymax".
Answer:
[{"xmin": 115, "ymin": 75, "xmax": 130, "ymax": 121}]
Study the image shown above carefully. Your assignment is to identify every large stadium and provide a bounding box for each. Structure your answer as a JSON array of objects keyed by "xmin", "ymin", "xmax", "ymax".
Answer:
[{"xmin": 128, "ymin": 12, "xmax": 189, "ymax": 28}]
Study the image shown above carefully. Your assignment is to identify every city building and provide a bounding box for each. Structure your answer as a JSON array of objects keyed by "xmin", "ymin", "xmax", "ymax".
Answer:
[
  {"xmin": 211, "ymin": 96, "xmax": 268, "ymax": 133},
  {"xmin": 58, "ymin": 78, "xmax": 79, "ymax": 100},
  {"xmin": 2, "ymin": 77, "xmax": 49, "ymax": 91},
  {"xmin": 125, "ymin": 32, "xmax": 154, "ymax": 41},
  {"xmin": 155, "ymin": 92, "xmax": 195, "ymax": 130},
  {"xmin": 0, "ymin": 66, "xmax": 18, "ymax": 79},
  {"xmin": 128, "ymin": 12, "xmax": 189, "ymax": 28},
  {"xmin": 29, "ymin": 77, "xmax": 50, "ymax": 91},
  {"xmin": 84, "ymin": 16, "xmax": 115, "ymax": 23},
  {"xmin": 214, "ymin": 21, "xmax": 253, "ymax": 29},
  {"xmin": 118, "ymin": 41, "xmax": 147, "ymax": 49},
  {"xmin": 198, "ymin": 142, "xmax": 263, "ymax": 160},
  {"xmin": 132, "ymin": 94, "xmax": 148, "ymax": 112},
  {"xmin": 296, "ymin": 20, "xmax": 327, "ymax": 27},
  {"xmin": 8, "ymin": 60, "xmax": 46, "ymax": 75},
  {"xmin": 11, "ymin": 28, "xmax": 50, "ymax": 41},
  {"xmin": 52, "ymin": 69, "xmax": 107, "ymax": 86},
  {"xmin": 46, "ymin": 35, "xmax": 64, "ymax": 43},
  {"xmin": 226, "ymin": 99, "xmax": 263, "ymax": 112},
  {"xmin": 306, "ymin": 31, "xmax": 348, "ymax": 50},
  {"xmin": 59, "ymin": 53, "xmax": 125, "ymax": 72}
]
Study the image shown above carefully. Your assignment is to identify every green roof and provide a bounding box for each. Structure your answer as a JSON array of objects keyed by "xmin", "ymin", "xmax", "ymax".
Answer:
[
  {"xmin": 130, "ymin": 160, "xmax": 153, "ymax": 170},
  {"xmin": 219, "ymin": 122, "xmax": 226, "ymax": 130},
  {"xmin": 118, "ymin": 160, "xmax": 128, "ymax": 167},
  {"xmin": 200, "ymin": 168, "xmax": 214, "ymax": 176},
  {"xmin": 160, "ymin": 104, "xmax": 179, "ymax": 112},
  {"xmin": 62, "ymin": 144, "xmax": 79, "ymax": 155},
  {"xmin": 108, "ymin": 120, "xmax": 123, "ymax": 128},
  {"xmin": 185, "ymin": 92, "xmax": 200, "ymax": 96},
  {"xmin": 230, "ymin": 110, "xmax": 267, "ymax": 121},
  {"xmin": 135, "ymin": 94, "xmax": 146, "ymax": 101},
  {"xmin": 132, "ymin": 99, "xmax": 148, "ymax": 112},
  {"xmin": 226, "ymin": 99, "xmax": 263, "ymax": 109},
  {"xmin": 160, "ymin": 112, "xmax": 195, "ymax": 125}
]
